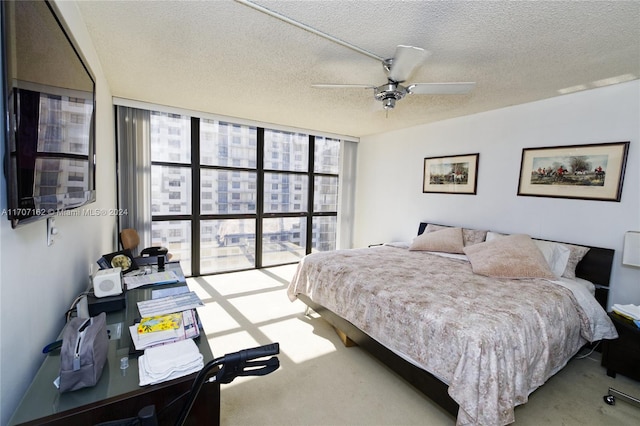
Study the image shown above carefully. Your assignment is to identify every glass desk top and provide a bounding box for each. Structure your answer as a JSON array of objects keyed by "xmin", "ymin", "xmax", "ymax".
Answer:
[{"xmin": 9, "ymin": 262, "xmax": 213, "ymax": 425}]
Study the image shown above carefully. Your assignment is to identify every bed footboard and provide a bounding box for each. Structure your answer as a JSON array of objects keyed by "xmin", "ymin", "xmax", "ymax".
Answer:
[{"xmin": 298, "ymin": 294, "xmax": 458, "ymax": 418}]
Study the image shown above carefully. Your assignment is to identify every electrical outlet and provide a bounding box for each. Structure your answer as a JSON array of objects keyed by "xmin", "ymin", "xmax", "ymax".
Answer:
[{"xmin": 46, "ymin": 217, "xmax": 57, "ymax": 246}]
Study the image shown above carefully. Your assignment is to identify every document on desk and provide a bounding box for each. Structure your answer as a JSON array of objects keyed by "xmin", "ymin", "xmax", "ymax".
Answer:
[
  {"xmin": 129, "ymin": 309, "xmax": 201, "ymax": 351},
  {"xmin": 137, "ymin": 291, "xmax": 204, "ymax": 317},
  {"xmin": 152, "ymin": 285, "xmax": 189, "ymax": 299},
  {"xmin": 124, "ymin": 271, "xmax": 180, "ymax": 290}
]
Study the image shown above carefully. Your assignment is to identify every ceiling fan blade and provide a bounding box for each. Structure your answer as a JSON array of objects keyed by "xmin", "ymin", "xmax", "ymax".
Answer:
[
  {"xmin": 312, "ymin": 84, "xmax": 376, "ymax": 89},
  {"xmin": 407, "ymin": 82, "xmax": 476, "ymax": 95},
  {"xmin": 388, "ymin": 45, "xmax": 431, "ymax": 82}
]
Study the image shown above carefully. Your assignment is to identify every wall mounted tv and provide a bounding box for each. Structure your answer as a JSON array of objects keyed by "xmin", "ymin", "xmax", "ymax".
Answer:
[{"xmin": 2, "ymin": 0, "xmax": 96, "ymax": 228}]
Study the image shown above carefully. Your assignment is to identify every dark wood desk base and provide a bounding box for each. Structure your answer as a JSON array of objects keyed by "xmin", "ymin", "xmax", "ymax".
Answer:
[{"xmin": 17, "ymin": 371, "xmax": 219, "ymax": 426}]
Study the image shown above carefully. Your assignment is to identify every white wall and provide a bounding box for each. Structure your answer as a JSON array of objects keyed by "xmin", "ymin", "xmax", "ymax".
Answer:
[
  {"xmin": 0, "ymin": 2, "xmax": 117, "ymax": 424},
  {"xmin": 355, "ymin": 80, "xmax": 640, "ymax": 308}
]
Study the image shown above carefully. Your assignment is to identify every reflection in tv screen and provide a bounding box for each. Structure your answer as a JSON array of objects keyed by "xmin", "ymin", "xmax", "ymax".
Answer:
[{"xmin": 3, "ymin": 0, "xmax": 96, "ymax": 227}]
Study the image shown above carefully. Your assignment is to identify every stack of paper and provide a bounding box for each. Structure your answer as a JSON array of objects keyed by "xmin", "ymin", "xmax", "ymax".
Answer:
[
  {"xmin": 611, "ymin": 304, "xmax": 640, "ymax": 320},
  {"xmin": 139, "ymin": 339, "xmax": 203, "ymax": 386},
  {"xmin": 137, "ymin": 291, "xmax": 204, "ymax": 317},
  {"xmin": 129, "ymin": 309, "xmax": 200, "ymax": 351},
  {"xmin": 124, "ymin": 270, "xmax": 180, "ymax": 290}
]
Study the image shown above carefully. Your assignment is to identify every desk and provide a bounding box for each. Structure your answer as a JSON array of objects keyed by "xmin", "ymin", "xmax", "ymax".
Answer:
[{"xmin": 9, "ymin": 262, "xmax": 219, "ymax": 426}]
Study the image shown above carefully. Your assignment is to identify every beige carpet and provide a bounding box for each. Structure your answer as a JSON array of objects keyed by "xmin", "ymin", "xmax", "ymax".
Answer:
[{"xmin": 188, "ymin": 265, "xmax": 640, "ymax": 425}]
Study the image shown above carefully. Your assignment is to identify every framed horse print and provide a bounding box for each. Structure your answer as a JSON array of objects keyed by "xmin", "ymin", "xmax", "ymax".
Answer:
[
  {"xmin": 517, "ymin": 141, "xmax": 629, "ymax": 202},
  {"xmin": 423, "ymin": 153, "xmax": 479, "ymax": 194}
]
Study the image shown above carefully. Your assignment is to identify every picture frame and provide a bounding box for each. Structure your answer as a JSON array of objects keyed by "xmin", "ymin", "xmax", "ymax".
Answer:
[
  {"xmin": 423, "ymin": 153, "xmax": 479, "ymax": 194},
  {"xmin": 517, "ymin": 141, "xmax": 629, "ymax": 202}
]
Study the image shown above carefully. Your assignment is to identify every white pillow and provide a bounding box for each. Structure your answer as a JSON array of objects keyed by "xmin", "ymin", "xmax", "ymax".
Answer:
[
  {"xmin": 485, "ymin": 231, "xmax": 507, "ymax": 242},
  {"xmin": 533, "ymin": 240, "xmax": 571, "ymax": 278},
  {"xmin": 558, "ymin": 243, "xmax": 590, "ymax": 279}
]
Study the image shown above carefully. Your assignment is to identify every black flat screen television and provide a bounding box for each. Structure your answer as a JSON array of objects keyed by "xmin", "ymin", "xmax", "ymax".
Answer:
[{"xmin": 2, "ymin": 0, "xmax": 96, "ymax": 228}]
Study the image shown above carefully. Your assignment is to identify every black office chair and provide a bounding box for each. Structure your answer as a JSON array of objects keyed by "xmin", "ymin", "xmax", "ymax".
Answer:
[{"xmin": 95, "ymin": 343, "xmax": 280, "ymax": 426}]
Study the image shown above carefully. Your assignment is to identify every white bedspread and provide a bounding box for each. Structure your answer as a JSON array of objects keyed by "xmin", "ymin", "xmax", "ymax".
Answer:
[{"xmin": 288, "ymin": 245, "xmax": 617, "ymax": 425}]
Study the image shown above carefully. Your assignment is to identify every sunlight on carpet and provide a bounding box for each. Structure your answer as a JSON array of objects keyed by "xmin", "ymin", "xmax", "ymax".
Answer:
[
  {"xmin": 258, "ymin": 317, "xmax": 338, "ymax": 364},
  {"xmin": 190, "ymin": 265, "xmax": 338, "ymax": 368}
]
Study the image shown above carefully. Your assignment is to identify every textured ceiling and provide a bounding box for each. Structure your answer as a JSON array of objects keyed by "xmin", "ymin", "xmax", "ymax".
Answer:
[{"xmin": 75, "ymin": 0, "xmax": 640, "ymax": 138}]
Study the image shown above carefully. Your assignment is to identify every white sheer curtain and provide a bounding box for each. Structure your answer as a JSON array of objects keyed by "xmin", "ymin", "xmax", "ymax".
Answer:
[
  {"xmin": 337, "ymin": 140, "xmax": 357, "ymax": 249},
  {"xmin": 116, "ymin": 106, "xmax": 152, "ymax": 252}
]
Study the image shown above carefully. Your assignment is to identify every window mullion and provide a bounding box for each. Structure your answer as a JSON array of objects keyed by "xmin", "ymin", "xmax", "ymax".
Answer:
[
  {"xmin": 191, "ymin": 117, "xmax": 201, "ymax": 276},
  {"xmin": 255, "ymin": 127, "xmax": 265, "ymax": 268},
  {"xmin": 306, "ymin": 135, "xmax": 314, "ymax": 254}
]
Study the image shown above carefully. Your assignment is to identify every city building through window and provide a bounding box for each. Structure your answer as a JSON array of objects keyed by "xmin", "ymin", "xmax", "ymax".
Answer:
[{"xmin": 148, "ymin": 112, "xmax": 340, "ymax": 276}]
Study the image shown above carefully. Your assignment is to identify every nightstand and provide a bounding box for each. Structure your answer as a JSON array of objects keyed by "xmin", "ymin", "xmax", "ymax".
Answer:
[{"xmin": 602, "ymin": 312, "xmax": 640, "ymax": 381}]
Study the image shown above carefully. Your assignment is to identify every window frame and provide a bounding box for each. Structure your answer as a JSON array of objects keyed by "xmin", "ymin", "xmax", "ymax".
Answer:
[{"xmin": 149, "ymin": 117, "xmax": 340, "ymax": 276}]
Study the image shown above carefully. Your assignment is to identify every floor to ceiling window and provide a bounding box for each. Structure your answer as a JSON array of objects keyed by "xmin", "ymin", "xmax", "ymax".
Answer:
[
  {"xmin": 199, "ymin": 119, "xmax": 257, "ymax": 274},
  {"xmin": 146, "ymin": 110, "xmax": 341, "ymax": 276},
  {"xmin": 149, "ymin": 112, "xmax": 193, "ymax": 275}
]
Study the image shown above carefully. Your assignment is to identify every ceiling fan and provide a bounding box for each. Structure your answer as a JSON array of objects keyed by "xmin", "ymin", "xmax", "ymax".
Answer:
[
  {"xmin": 234, "ymin": 1, "xmax": 475, "ymax": 111},
  {"xmin": 313, "ymin": 45, "xmax": 476, "ymax": 111}
]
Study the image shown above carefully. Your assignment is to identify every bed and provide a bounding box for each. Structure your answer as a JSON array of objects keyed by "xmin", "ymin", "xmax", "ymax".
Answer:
[{"xmin": 287, "ymin": 223, "xmax": 618, "ymax": 425}]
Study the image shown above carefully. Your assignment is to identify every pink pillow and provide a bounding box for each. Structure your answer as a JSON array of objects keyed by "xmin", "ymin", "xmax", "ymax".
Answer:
[{"xmin": 463, "ymin": 234, "xmax": 556, "ymax": 279}]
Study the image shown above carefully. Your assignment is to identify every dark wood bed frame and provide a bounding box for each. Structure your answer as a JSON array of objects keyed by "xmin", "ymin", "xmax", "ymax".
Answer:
[{"xmin": 298, "ymin": 222, "xmax": 615, "ymax": 418}]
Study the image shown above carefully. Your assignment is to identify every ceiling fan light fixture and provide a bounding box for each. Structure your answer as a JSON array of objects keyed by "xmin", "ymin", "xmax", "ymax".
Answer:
[
  {"xmin": 383, "ymin": 98, "xmax": 396, "ymax": 110},
  {"xmin": 375, "ymin": 83, "xmax": 407, "ymax": 110}
]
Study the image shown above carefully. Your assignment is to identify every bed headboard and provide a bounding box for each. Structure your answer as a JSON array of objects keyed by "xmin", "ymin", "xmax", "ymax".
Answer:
[
  {"xmin": 574, "ymin": 246, "xmax": 614, "ymax": 288},
  {"xmin": 417, "ymin": 222, "xmax": 614, "ymax": 288}
]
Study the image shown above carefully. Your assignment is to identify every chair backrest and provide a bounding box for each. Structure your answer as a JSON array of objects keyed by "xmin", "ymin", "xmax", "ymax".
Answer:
[{"xmin": 120, "ymin": 228, "xmax": 140, "ymax": 252}]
